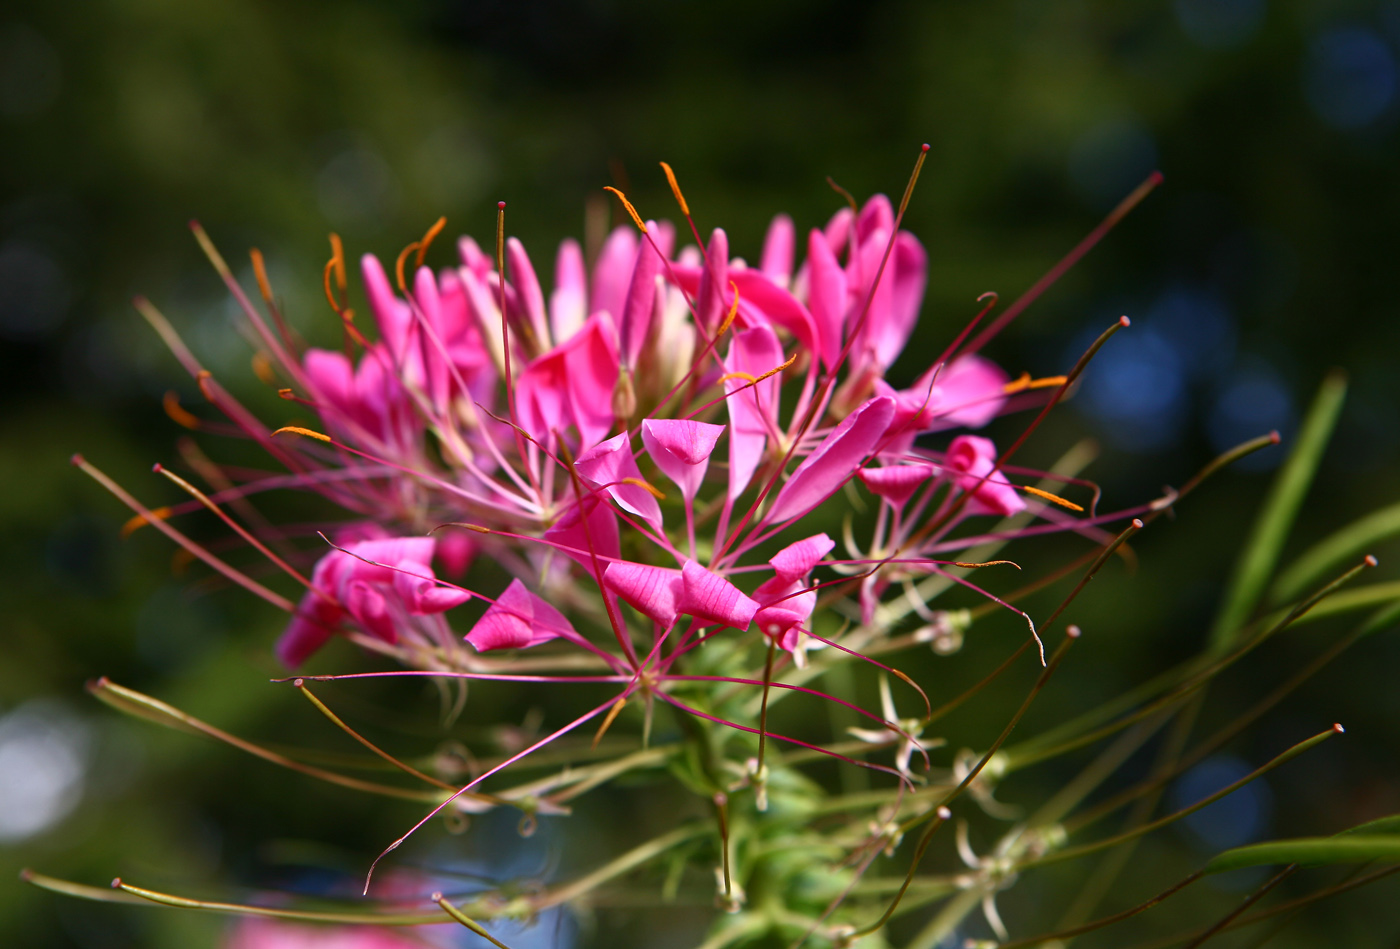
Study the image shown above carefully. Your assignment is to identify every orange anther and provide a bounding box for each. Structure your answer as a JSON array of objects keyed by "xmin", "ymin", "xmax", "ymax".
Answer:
[
  {"xmin": 271, "ymin": 426, "xmax": 332, "ymax": 443},
  {"xmin": 163, "ymin": 391, "xmax": 201, "ymax": 430},
  {"xmin": 1023, "ymin": 485, "xmax": 1084, "ymax": 512},
  {"xmin": 415, "ymin": 216, "xmax": 448, "ymax": 268},
  {"xmin": 603, "ymin": 186, "xmax": 648, "ymax": 233},
  {"xmin": 659, "ymin": 162, "xmax": 690, "ymax": 217},
  {"xmin": 121, "ymin": 507, "xmax": 172, "ymax": 539}
]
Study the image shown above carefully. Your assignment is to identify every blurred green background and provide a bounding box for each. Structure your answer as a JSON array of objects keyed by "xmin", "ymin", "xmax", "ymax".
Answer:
[{"xmin": 3, "ymin": 0, "xmax": 1400, "ymax": 946}]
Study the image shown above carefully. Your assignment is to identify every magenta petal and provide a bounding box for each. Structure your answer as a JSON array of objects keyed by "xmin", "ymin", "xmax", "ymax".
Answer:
[
  {"xmin": 766, "ymin": 395, "xmax": 896, "ymax": 525},
  {"xmin": 276, "ymin": 590, "xmax": 341, "ymax": 668},
  {"xmin": 515, "ymin": 313, "xmax": 619, "ymax": 450},
  {"xmin": 506, "ymin": 237, "xmax": 550, "ymax": 348},
  {"xmin": 695, "ymin": 227, "xmax": 730, "ymax": 332},
  {"xmin": 619, "ymin": 237, "xmax": 662, "ymax": 369},
  {"xmin": 768, "ymin": 533, "xmax": 835, "ymax": 582},
  {"xmin": 856, "ymin": 194, "xmax": 894, "ymax": 244},
  {"xmin": 926, "ymin": 354, "xmax": 1008, "ymax": 430},
  {"xmin": 550, "ymin": 238, "xmax": 588, "ymax": 343},
  {"xmin": 761, "ymin": 214, "xmax": 795, "ymax": 286},
  {"xmin": 806, "ymin": 228, "xmax": 848, "ymax": 370},
  {"xmin": 466, "ymin": 579, "xmax": 576, "ymax": 652},
  {"xmin": 824, "ymin": 206, "xmax": 853, "ymax": 256},
  {"xmin": 730, "ymin": 269, "xmax": 818, "ymax": 360},
  {"xmin": 858, "ymin": 464, "xmax": 936, "ymax": 509},
  {"xmin": 946, "ymin": 435, "xmax": 1026, "ymax": 517},
  {"xmin": 360, "ymin": 254, "xmax": 413, "ymax": 364},
  {"xmin": 590, "ymin": 226, "xmax": 638, "ymax": 322},
  {"xmin": 678, "ymin": 560, "xmax": 758, "ymax": 629},
  {"xmin": 604, "ymin": 561, "xmax": 684, "ymax": 625},
  {"xmin": 575, "ymin": 432, "xmax": 663, "ymax": 527},
  {"xmin": 543, "ymin": 494, "xmax": 620, "ymax": 570},
  {"xmin": 724, "ymin": 325, "xmax": 784, "ymax": 499},
  {"xmin": 641, "ymin": 418, "xmax": 723, "ymax": 502}
]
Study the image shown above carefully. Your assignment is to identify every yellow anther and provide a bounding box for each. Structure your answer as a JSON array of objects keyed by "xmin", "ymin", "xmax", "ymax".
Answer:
[
  {"xmin": 163, "ymin": 391, "xmax": 201, "ymax": 430},
  {"xmin": 719, "ymin": 371, "xmax": 758, "ymax": 385},
  {"xmin": 121, "ymin": 507, "xmax": 172, "ymax": 539},
  {"xmin": 659, "ymin": 162, "xmax": 690, "ymax": 216},
  {"xmin": 1023, "ymin": 485, "xmax": 1084, "ymax": 512},
  {"xmin": 951, "ymin": 560, "xmax": 1019, "ymax": 569},
  {"xmin": 249, "ymin": 248, "xmax": 275, "ymax": 308},
  {"xmin": 271, "ymin": 426, "xmax": 332, "ymax": 443},
  {"xmin": 1003, "ymin": 373, "xmax": 1069, "ymax": 394},
  {"xmin": 603, "ymin": 186, "xmax": 648, "ymax": 233},
  {"xmin": 277, "ymin": 388, "xmax": 294, "ymax": 399},
  {"xmin": 754, "ymin": 352, "xmax": 798, "ymax": 384},
  {"xmin": 415, "ymin": 216, "xmax": 447, "ymax": 268},
  {"xmin": 716, "ymin": 281, "xmax": 740, "ymax": 335},
  {"xmin": 592, "ymin": 696, "xmax": 628, "ymax": 749},
  {"xmin": 395, "ymin": 241, "xmax": 420, "ymax": 294},
  {"xmin": 620, "ymin": 477, "xmax": 667, "ymax": 501},
  {"xmin": 251, "ymin": 351, "xmax": 277, "ymax": 385}
]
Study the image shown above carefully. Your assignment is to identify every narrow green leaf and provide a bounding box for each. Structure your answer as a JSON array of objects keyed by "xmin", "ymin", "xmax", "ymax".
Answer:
[
  {"xmin": 1339, "ymin": 814, "xmax": 1400, "ymax": 836},
  {"xmin": 1272, "ymin": 501, "xmax": 1400, "ymax": 604},
  {"xmin": 1209, "ymin": 370, "xmax": 1348, "ymax": 653},
  {"xmin": 1206, "ymin": 835, "xmax": 1400, "ymax": 873},
  {"xmin": 1263, "ymin": 581, "xmax": 1400, "ymax": 630}
]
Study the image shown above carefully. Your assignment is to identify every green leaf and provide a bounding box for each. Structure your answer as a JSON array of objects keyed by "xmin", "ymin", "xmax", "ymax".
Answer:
[
  {"xmin": 1206, "ymin": 835, "xmax": 1400, "ymax": 873},
  {"xmin": 1339, "ymin": 814, "xmax": 1400, "ymax": 836},
  {"xmin": 1271, "ymin": 501, "xmax": 1400, "ymax": 604},
  {"xmin": 1208, "ymin": 370, "xmax": 1348, "ymax": 653}
]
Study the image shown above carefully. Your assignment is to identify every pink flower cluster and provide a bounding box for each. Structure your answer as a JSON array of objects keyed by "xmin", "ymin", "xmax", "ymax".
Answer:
[{"xmin": 251, "ymin": 191, "xmax": 1042, "ymax": 673}]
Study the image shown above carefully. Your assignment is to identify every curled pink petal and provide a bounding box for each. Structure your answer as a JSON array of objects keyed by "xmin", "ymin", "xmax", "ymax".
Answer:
[
  {"xmin": 641, "ymin": 418, "xmax": 723, "ymax": 502},
  {"xmin": 766, "ymin": 395, "xmax": 896, "ymax": 525},
  {"xmin": 768, "ymin": 533, "xmax": 835, "ymax": 583},
  {"xmin": 466, "ymin": 579, "xmax": 577, "ymax": 651},
  {"xmin": 678, "ymin": 560, "xmax": 758, "ymax": 629},
  {"xmin": 604, "ymin": 561, "xmax": 684, "ymax": 625},
  {"xmin": 945, "ymin": 435, "xmax": 1026, "ymax": 517},
  {"xmin": 575, "ymin": 432, "xmax": 663, "ymax": 527}
]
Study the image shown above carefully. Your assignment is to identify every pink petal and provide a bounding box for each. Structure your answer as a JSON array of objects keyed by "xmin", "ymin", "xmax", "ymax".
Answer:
[
  {"xmin": 412, "ymin": 266, "xmax": 450, "ymax": 408},
  {"xmin": 641, "ymin": 418, "xmax": 723, "ymax": 502},
  {"xmin": 506, "ymin": 237, "xmax": 551, "ymax": 349},
  {"xmin": 457, "ymin": 235, "xmax": 492, "ymax": 278},
  {"xmin": 921, "ymin": 354, "xmax": 1009, "ymax": 430},
  {"xmin": 678, "ymin": 560, "xmax": 758, "ymax": 630},
  {"xmin": 276, "ymin": 590, "xmax": 341, "ymax": 668},
  {"xmin": 360, "ymin": 254, "xmax": 414, "ymax": 366},
  {"xmin": 345, "ymin": 579, "xmax": 393, "ymax": 642},
  {"xmin": 856, "ymin": 194, "xmax": 894, "ymax": 244},
  {"xmin": 515, "ymin": 313, "xmax": 619, "ymax": 450},
  {"xmin": 465, "ymin": 579, "xmax": 577, "ymax": 651},
  {"xmin": 543, "ymin": 494, "xmax": 620, "ymax": 571},
  {"xmin": 761, "ymin": 214, "xmax": 795, "ymax": 286},
  {"xmin": 590, "ymin": 226, "xmax": 638, "ymax": 322},
  {"xmin": 768, "ymin": 533, "xmax": 835, "ymax": 583},
  {"xmin": 766, "ymin": 395, "xmax": 896, "ymax": 525},
  {"xmin": 435, "ymin": 530, "xmax": 477, "ymax": 577},
  {"xmin": 858, "ymin": 463, "xmax": 936, "ymax": 508},
  {"xmin": 619, "ymin": 235, "xmax": 663, "ymax": 369},
  {"xmin": 824, "ymin": 206, "xmax": 853, "ymax": 256},
  {"xmin": 806, "ymin": 228, "xmax": 848, "ymax": 370},
  {"xmin": 945, "ymin": 435, "xmax": 1026, "ymax": 517},
  {"xmin": 724, "ymin": 325, "xmax": 784, "ymax": 499},
  {"xmin": 847, "ymin": 227, "xmax": 897, "ymax": 371},
  {"xmin": 575, "ymin": 432, "xmax": 663, "ymax": 527},
  {"xmin": 888, "ymin": 231, "xmax": 928, "ymax": 358},
  {"xmin": 695, "ymin": 227, "xmax": 730, "ymax": 332},
  {"xmin": 604, "ymin": 561, "xmax": 684, "ymax": 625},
  {"xmin": 549, "ymin": 238, "xmax": 588, "ymax": 343},
  {"xmin": 730, "ymin": 269, "xmax": 818, "ymax": 361}
]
